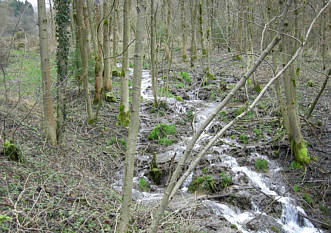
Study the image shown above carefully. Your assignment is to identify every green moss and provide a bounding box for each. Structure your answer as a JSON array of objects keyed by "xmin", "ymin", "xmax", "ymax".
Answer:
[
  {"xmin": 255, "ymin": 159, "xmax": 268, "ymax": 172},
  {"xmin": 117, "ymin": 104, "xmax": 130, "ymax": 127},
  {"xmin": 293, "ymin": 184, "xmax": 299, "ymax": 192},
  {"xmin": 149, "ymin": 153, "xmax": 162, "ymax": 185},
  {"xmin": 239, "ymin": 134, "xmax": 248, "ymax": 144},
  {"xmin": 176, "ymin": 96, "xmax": 183, "ymax": 101},
  {"xmin": 158, "ymin": 138, "xmax": 173, "ymax": 146},
  {"xmin": 149, "ymin": 123, "xmax": 176, "ymax": 145},
  {"xmin": 139, "ymin": 177, "xmax": 150, "ymax": 192},
  {"xmin": 291, "ymin": 140, "xmax": 310, "ymax": 164},
  {"xmin": 3, "ymin": 140, "xmax": 23, "ymax": 162},
  {"xmin": 220, "ymin": 172, "xmax": 233, "ymax": 188},
  {"xmin": 112, "ymin": 69, "xmax": 121, "ymax": 77},
  {"xmin": 188, "ymin": 175, "xmax": 215, "ymax": 192},
  {"xmin": 270, "ymin": 226, "xmax": 280, "ymax": 233},
  {"xmin": 104, "ymin": 92, "xmax": 116, "ymax": 102},
  {"xmin": 290, "ymin": 161, "xmax": 303, "ymax": 169},
  {"xmin": 233, "ymin": 106, "xmax": 246, "ymax": 117},
  {"xmin": 303, "ymin": 193, "xmax": 313, "ymax": 205}
]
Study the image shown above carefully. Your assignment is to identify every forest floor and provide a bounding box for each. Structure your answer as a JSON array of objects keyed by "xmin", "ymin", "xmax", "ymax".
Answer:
[{"xmin": 0, "ymin": 48, "xmax": 330, "ymax": 232}]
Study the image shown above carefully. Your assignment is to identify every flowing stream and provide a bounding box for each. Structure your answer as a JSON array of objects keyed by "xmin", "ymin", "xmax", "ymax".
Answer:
[{"xmin": 113, "ymin": 68, "xmax": 321, "ymax": 233}]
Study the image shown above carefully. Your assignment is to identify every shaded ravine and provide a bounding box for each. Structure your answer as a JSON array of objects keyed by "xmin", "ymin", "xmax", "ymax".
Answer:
[{"xmin": 113, "ymin": 68, "xmax": 321, "ymax": 233}]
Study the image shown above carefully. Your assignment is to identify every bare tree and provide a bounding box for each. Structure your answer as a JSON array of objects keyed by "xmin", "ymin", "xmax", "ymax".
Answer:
[
  {"xmin": 37, "ymin": 0, "xmax": 57, "ymax": 145},
  {"xmin": 117, "ymin": 0, "xmax": 146, "ymax": 232}
]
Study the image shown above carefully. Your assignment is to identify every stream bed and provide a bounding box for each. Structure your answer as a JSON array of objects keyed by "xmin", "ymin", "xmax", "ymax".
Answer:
[{"xmin": 113, "ymin": 68, "xmax": 322, "ymax": 233}]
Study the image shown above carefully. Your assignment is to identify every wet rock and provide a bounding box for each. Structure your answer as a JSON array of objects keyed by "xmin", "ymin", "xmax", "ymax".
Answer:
[{"xmin": 246, "ymin": 215, "xmax": 285, "ymax": 233}]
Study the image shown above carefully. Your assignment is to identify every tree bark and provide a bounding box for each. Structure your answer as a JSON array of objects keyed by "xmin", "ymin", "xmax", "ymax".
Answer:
[
  {"xmin": 118, "ymin": 0, "xmax": 146, "ymax": 232},
  {"xmin": 190, "ymin": 0, "xmax": 197, "ymax": 67},
  {"xmin": 103, "ymin": 0, "xmax": 112, "ymax": 91},
  {"xmin": 180, "ymin": 0, "xmax": 187, "ymax": 61},
  {"xmin": 37, "ymin": 0, "xmax": 57, "ymax": 145},
  {"xmin": 55, "ymin": 0, "xmax": 70, "ymax": 142},
  {"xmin": 76, "ymin": 0, "xmax": 93, "ymax": 122},
  {"xmin": 94, "ymin": 0, "xmax": 103, "ymax": 103},
  {"xmin": 150, "ymin": 0, "xmax": 158, "ymax": 105},
  {"xmin": 119, "ymin": 0, "xmax": 131, "ymax": 126},
  {"xmin": 282, "ymin": 0, "xmax": 310, "ymax": 164}
]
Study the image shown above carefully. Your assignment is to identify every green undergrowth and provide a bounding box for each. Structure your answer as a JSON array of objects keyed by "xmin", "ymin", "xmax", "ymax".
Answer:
[
  {"xmin": 255, "ymin": 158, "xmax": 268, "ymax": 173},
  {"xmin": 149, "ymin": 123, "xmax": 176, "ymax": 146},
  {"xmin": 3, "ymin": 140, "xmax": 23, "ymax": 162},
  {"xmin": 4, "ymin": 49, "xmax": 56, "ymax": 97}
]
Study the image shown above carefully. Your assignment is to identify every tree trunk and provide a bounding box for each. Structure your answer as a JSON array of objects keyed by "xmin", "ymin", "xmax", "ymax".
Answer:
[
  {"xmin": 180, "ymin": 0, "xmax": 187, "ymax": 61},
  {"xmin": 198, "ymin": 1, "xmax": 207, "ymax": 69},
  {"xmin": 150, "ymin": 0, "xmax": 158, "ymax": 105},
  {"xmin": 71, "ymin": 1, "xmax": 82, "ymax": 92},
  {"xmin": 76, "ymin": 0, "xmax": 93, "ymax": 122},
  {"xmin": 119, "ymin": 0, "xmax": 131, "ymax": 126},
  {"xmin": 113, "ymin": 0, "xmax": 119, "ymax": 65},
  {"xmin": 86, "ymin": 0, "xmax": 97, "ymax": 56},
  {"xmin": 103, "ymin": 0, "xmax": 112, "ymax": 91},
  {"xmin": 164, "ymin": 0, "xmax": 171, "ymax": 65},
  {"xmin": 190, "ymin": 0, "xmax": 197, "ymax": 67},
  {"xmin": 282, "ymin": 0, "xmax": 310, "ymax": 164},
  {"xmin": 55, "ymin": 0, "xmax": 70, "ymax": 142},
  {"xmin": 37, "ymin": 0, "xmax": 57, "ymax": 145},
  {"xmin": 94, "ymin": 0, "xmax": 103, "ymax": 103},
  {"xmin": 118, "ymin": 1, "xmax": 146, "ymax": 232}
]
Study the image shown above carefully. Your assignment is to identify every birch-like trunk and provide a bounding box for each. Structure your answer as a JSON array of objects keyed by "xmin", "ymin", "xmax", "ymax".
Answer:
[
  {"xmin": 119, "ymin": 0, "xmax": 131, "ymax": 126},
  {"xmin": 180, "ymin": 0, "xmax": 187, "ymax": 61},
  {"xmin": 37, "ymin": 0, "xmax": 57, "ymax": 145},
  {"xmin": 150, "ymin": 0, "xmax": 158, "ymax": 105},
  {"xmin": 117, "ymin": 0, "xmax": 146, "ymax": 232},
  {"xmin": 190, "ymin": 0, "xmax": 197, "ymax": 67}
]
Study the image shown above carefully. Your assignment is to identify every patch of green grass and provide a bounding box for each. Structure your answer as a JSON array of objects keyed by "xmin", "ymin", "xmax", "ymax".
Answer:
[
  {"xmin": 303, "ymin": 193, "xmax": 313, "ymax": 205},
  {"xmin": 158, "ymin": 138, "xmax": 173, "ymax": 146},
  {"xmin": 139, "ymin": 177, "xmax": 150, "ymax": 192},
  {"xmin": 233, "ymin": 106, "xmax": 246, "ymax": 117},
  {"xmin": 5, "ymin": 49, "xmax": 57, "ymax": 97},
  {"xmin": 290, "ymin": 161, "xmax": 303, "ymax": 169},
  {"xmin": 239, "ymin": 134, "xmax": 248, "ymax": 144},
  {"xmin": 149, "ymin": 123, "xmax": 176, "ymax": 146},
  {"xmin": 253, "ymin": 128, "xmax": 262, "ymax": 137},
  {"xmin": 293, "ymin": 184, "xmax": 299, "ymax": 192},
  {"xmin": 178, "ymin": 71, "xmax": 191, "ymax": 85},
  {"xmin": 175, "ymin": 82, "xmax": 185, "ymax": 88},
  {"xmin": 255, "ymin": 159, "xmax": 268, "ymax": 172},
  {"xmin": 220, "ymin": 172, "xmax": 233, "ymax": 188},
  {"xmin": 157, "ymin": 87, "xmax": 174, "ymax": 98},
  {"xmin": 188, "ymin": 175, "xmax": 215, "ymax": 192}
]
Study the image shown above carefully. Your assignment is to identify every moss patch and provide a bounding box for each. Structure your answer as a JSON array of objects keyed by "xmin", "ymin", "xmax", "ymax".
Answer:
[
  {"xmin": 3, "ymin": 140, "xmax": 23, "ymax": 162},
  {"xmin": 291, "ymin": 140, "xmax": 310, "ymax": 164}
]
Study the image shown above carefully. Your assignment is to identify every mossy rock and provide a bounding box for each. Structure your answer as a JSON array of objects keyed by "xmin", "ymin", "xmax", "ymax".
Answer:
[
  {"xmin": 149, "ymin": 153, "xmax": 162, "ymax": 185},
  {"xmin": 3, "ymin": 140, "xmax": 23, "ymax": 162},
  {"xmin": 112, "ymin": 70, "xmax": 122, "ymax": 77},
  {"xmin": 105, "ymin": 92, "xmax": 116, "ymax": 102}
]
